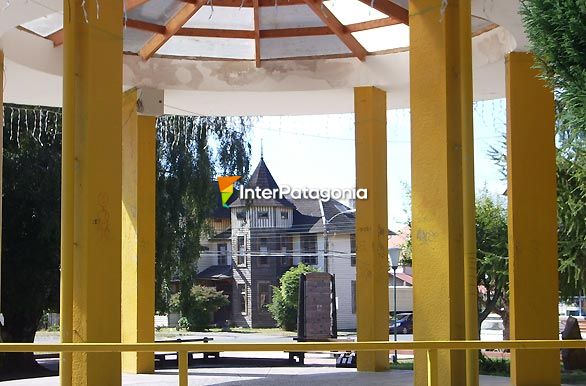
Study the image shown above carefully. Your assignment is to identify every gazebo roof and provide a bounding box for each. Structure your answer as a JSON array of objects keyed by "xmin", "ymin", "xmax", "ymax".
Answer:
[
  {"xmin": 18, "ymin": 0, "xmax": 495, "ymax": 65},
  {"xmin": 0, "ymin": 0, "xmax": 528, "ymax": 115}
]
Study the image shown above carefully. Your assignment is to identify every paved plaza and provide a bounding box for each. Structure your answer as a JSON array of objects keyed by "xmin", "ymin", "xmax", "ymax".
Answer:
[{"xmin": 0, "ymin": 366, "xmax": 516, "ymax": 386}]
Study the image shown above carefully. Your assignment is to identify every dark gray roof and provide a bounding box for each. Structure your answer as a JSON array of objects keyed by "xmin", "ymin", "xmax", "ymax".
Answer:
[
  {"xmin": 289, "ymin": 198, "xmax": 324, "ymax": 234},
  {"xmin": 321, "ymin": 199, "xmax": 355, "ymax": 233},
  {"xmin": 196, "ymin": 265, "xmax": 233, "ymax": 281},
  {"xmin": 230, "ymin": 158, "xmax": 294, "ymax": 208},
  {"xmin": 211, "ymin": 229, "xmax": 232, "ymax": 240}
]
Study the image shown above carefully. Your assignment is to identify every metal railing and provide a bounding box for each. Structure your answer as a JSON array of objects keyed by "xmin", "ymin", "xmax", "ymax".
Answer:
[{"xmin": 1, "ymin": 340, "xmax": 585, "ymax": 386}]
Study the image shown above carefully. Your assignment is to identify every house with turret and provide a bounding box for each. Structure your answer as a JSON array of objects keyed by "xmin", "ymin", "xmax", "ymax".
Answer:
[{"xmin": 197, "ymin": 157, "xmax": 389, "ymax": 329}]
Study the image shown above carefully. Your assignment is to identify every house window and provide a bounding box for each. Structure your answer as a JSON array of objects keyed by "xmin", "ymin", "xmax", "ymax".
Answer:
[
  {"xmin": 301, "ymin": 234, "xmax": 317, "ymax": 265},
  {"xmin": 350, "ymin": 234, "xmax": 356, "ymax": 267},
  {"xmin": 218, "ymin": 243, "xmax": 227, "ymax": 265},
  {"xmin": 237, "ymin": 236, "xmax": 246, "ymax": 266},
  {"xmin": 258, "ymin": 282, "xmax": 271, "ymax": 311},
  {"xmin": 236, "ymin": 211, "xmax": 246, "ymax": 221},
  {"xmin": 258, "ymin": 211, "xmax": 269, "ymax": 219},
  {"xmin": 258, "ymin": 238, "xmax": 269, "ymax": 267},
  {"xmin": 351, "ymin": 280, "xmax": 356, "ymax": 314},
  {"xmin": 280, "ymin": 236, "xmax": 293, "ymax": 267},
  {"xmin": 238, "ymin": 283, "xmax": 247, "ymax": 315},
  {"xmin": 280, "ymin": 211, "xmax": 289, "ymax": 220}
]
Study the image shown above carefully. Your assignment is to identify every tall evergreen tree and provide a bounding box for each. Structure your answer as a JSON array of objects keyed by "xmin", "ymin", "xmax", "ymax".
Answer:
[{"xmin": 522, "ymin": 0, "xmax": 585, "ymax": 297}]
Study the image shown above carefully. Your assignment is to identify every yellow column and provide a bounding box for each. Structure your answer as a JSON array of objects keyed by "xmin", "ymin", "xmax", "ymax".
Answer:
[
  {"xmin": 506, "ymin": 52, "xmax": 559, "ymax": 385},
  {"xmin": 459, "ymin": 1, "xmax": 479, "ymax": 384},
  {"xmin": 354, "ymin": 86, "xmax": 389, "ymax": 372},
  {"xmin": 0, "ymin": 51, "xmax": 3, "ymax": 328},
  {"xmin": 410, "ymin": 0, "xmax": 467, "ymax": 384},
  {"xmin": 63, "ymin": 1, "xmax": 123, "ymax": 385},
  {"xmin": 121, "ymin": 90, "xmax": 156, "ymax": 374}
]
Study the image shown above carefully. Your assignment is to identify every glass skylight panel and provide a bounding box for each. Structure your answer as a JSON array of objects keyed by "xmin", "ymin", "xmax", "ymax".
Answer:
[
  {"xmin": 127, "ymin": 0, "xmax": 185, "ymax": 25},
  {"xmin": 260, "ymin": 5, "xmax": 325, "ymax": 29},
  {"xmin": 20, "ymin": 12, "xmax": 62, "ymax": 37},
  {"xmin": 123, "ymin": 29, "xmax": 154, "ymax": 53},
  {"xmin": 185, "ymin": 6, "xmax": 254, "ymax": 30},
  {"xmin": 158, "ymin": 36, "xmax": 255, "ymax": 60},
  {"xmin": 353, "ymin": 24, "xmax": 409, "ymax": 52},
  {"xmin": 261, "ymin": 35, "xmax": 351, "ymax": 59},
  {"xmin": 324, "ymin": 0, "xmax": 387, "ymax": 25}
]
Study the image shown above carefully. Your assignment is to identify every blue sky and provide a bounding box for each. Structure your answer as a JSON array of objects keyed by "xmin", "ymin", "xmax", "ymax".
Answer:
[{"xmin": 248, "ymin": 99, "xmax": 508, "ymax": 230}]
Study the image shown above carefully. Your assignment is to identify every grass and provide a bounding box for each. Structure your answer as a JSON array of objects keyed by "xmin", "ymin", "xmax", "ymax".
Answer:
[
  {"xmin": 390, "ymin": 361, "xmax": 413, "ymax": 371},
  {"xmin": 562, "ymin": 370, "xmax": 586, "ymax": 385},
  {"xmin": 154, "ymin": 326, "xmax": 297, "ymax": 337}
]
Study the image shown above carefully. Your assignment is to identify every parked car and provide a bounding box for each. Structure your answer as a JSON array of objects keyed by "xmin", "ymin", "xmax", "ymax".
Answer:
[{"xmin": 389, "ymin": 313, "xmax": 413, "ymax": 334}]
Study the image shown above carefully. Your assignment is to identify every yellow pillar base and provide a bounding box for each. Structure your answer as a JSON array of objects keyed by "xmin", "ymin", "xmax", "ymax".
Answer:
[
  {"xmin": 354, "ymin": 86, "xmax": 390, "ymax": 372},
  {"xmin": 121, "ymin": 90, "xmax": 156, "ymax": 374},
  {"xmin": 506, "ymin": 52, "xmax": 560, "ymax": 385},
  {"xmin": 409, "ymin": 0, "xmax": 467, "ymax": 384},
  {"xmin": 63, "ymin": 1, "xmax": 124, "ymax": 385}
]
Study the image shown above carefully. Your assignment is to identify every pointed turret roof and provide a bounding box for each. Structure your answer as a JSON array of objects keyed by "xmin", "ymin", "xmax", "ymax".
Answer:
[{"xmin": 230, "ymin": 158, "xmax": 294, "ymax": 208}]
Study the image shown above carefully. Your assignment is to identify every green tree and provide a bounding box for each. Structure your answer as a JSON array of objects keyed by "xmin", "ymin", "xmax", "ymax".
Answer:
[
  {"xmin": 268, "ymin": 264, "xmax": 317, "ymax": 331},
  {"xmin": 155, "ymin": 117, "xmax": 251, "ymax": 315},
  {"xmin": 1, "ymin": 105, "xmax": 61, "ymax": 373},
  {"xmin": 521, "ymin": 0, "xmax": 586, "ymax": 297},
  {"xmin": 170, "ymin": 285, "xmax": 229, "ymax": 331},
  {"xmin": 476, "ymin": 190, "xmax": 510, "ymax": 339}
]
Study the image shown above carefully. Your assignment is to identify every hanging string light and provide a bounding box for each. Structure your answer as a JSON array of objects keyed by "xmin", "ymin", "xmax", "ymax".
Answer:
[{"xmin": 3, "ymin": 105, "xmax": 62, "ymax": 148}]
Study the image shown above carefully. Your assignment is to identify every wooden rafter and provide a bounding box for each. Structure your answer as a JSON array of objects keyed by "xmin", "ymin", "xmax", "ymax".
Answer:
[
  {"xmin": 357, "ymin": 0, "xmax": 409, "ymax": 25},
  {"xmin": 49, "ymin": 0, "xmax": 152, "ymax": 47},
  {"xmin": 180, "ymin": 0, "xmax": 305, "ymax": 6},
  {"xmin": 126, "ymin": 17, "xmax": 399, "ymax": 39},
  {"xmin": 139, "ymin": 1, "xmax": 206, "ymax": 60},
  {"xmin": 253, "ymin": 0, "xmax": 261, "ymax": 67},
  {"xmin": 47, "ymin": 29, "xmax": 64, "ymax": 47},
  {"xmin": 302, "ymin": 0, "xmax": 368, "ymax": 61}
]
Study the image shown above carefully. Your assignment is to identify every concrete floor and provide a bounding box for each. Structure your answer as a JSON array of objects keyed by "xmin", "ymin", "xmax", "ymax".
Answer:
[{"xmin": 0, "ymin": 367, "xmax": 514, "ymax": 386}]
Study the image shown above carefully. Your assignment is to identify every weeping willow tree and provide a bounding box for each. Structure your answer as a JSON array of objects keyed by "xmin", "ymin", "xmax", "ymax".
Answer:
[
  {"xmin": 521, "ymin": 0, "xmax": 586, "ymax": 297},
  {"xmin": 1, "ymin": 105, "xmax": 61, "ymax": 374},
  {"xmin": 155, "ymin": 116, "xmax": 251, "ymax": 316}
]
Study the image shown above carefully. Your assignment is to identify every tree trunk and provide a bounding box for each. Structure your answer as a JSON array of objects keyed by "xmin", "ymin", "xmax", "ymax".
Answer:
[
  {"xmin": 496, "ymin": 303, "xmax": 510, "ymax": 341},
  {"xmin": 0, "ymin": 313, "xmax": 49, "ymax": 377}
]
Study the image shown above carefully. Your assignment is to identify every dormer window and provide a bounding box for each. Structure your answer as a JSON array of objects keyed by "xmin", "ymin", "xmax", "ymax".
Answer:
[
  {"xmin": 258, "ymin": 211, "xmax": 269, "ymax": 219},
  {"xmin": 280, "ymin": 211, "xmax": 289, "ymax": 220},
  {"xmin": 236, "ymin": 211, "xmax": 246, "ymax": 220}
]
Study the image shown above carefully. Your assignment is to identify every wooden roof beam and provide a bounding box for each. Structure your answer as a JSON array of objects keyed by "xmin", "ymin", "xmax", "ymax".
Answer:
[
  {"xmin": 253, "ymin": 0, "xmax": 261, "ymax": 67},
  {"xmin": 125, "ymin": 17, "xmax": 399, "ymax": 39},
  {"xmin": 302, "ymin": 0, "xmax": 368, "ymax": 61},
  {"xmin": 180, "ymin": 0, "xmax": 305, "ymax": 6},
  {"xmin": 139, "ymin": 1, "xmax": 206, "ymax": 60},
  {"xmin": 358, "ymin": 0, "xmax": 409, "ymax": 25}
]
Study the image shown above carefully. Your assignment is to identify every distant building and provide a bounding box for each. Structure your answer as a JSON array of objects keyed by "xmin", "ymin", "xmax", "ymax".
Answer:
[{"xmin": 198, "ymin": 157, "xmax": 361, "ymax": 329}]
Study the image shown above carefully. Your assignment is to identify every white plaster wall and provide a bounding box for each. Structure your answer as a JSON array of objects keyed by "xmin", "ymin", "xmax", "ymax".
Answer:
[{"xmin": 328, "ymin": 234, "xmax": 357, "ymax": 330}]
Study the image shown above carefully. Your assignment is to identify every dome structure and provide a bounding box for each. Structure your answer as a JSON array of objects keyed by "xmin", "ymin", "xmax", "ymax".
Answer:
[
  {"xmin": 0, "ymin": 0, "xmax": 527, "ymax": 114},
  {"xmin": 17, "ymin": 0, "xmax": 496, "ymax": 63}
]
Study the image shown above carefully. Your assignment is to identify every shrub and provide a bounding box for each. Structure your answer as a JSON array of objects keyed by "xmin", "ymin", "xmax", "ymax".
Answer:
[
  {"xmin": 268, "ymin": 264, "xmax": 317, "ymax": 331},
  {"xmin": 177, "ymin": 317, "xmax": 190, "ymax": 331},
  {"xmin": 170, "ymin": 285, "xmax": 229, "ymax": 331}
]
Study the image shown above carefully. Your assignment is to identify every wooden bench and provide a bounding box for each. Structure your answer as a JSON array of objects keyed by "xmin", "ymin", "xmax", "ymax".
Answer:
[
  {"xmin": 287, "ymin": 337, "xmax": 354, "ymax": 365},
  {"xmin": 155, "ymin": 337, "xmax": 219, "ymax": 366}
]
